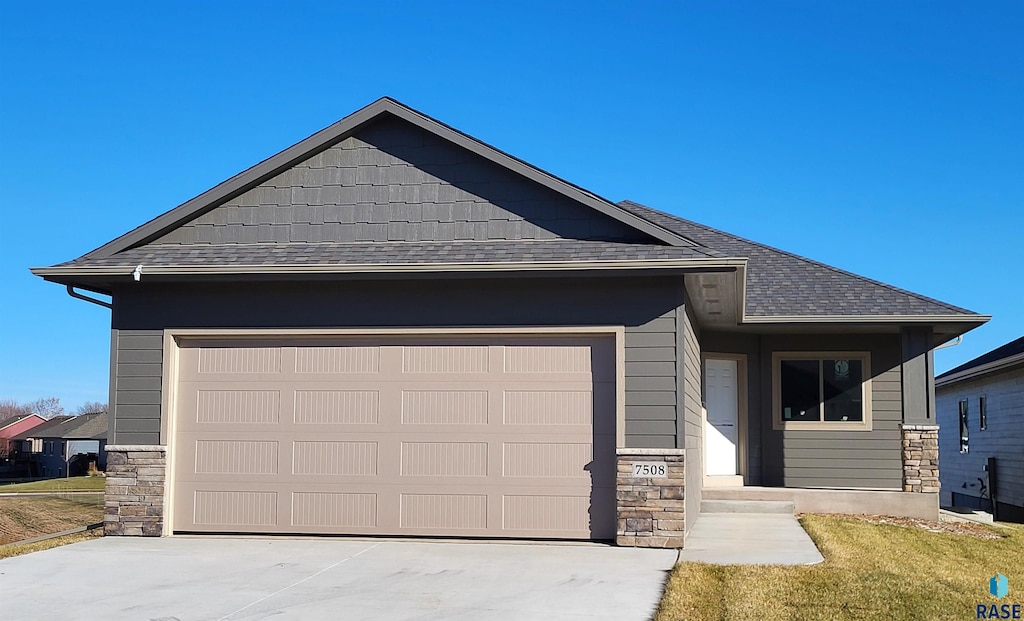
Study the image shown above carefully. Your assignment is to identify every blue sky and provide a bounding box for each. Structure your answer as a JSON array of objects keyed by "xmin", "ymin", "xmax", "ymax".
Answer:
[{"xmin": 0, "ymin": 2, "xmax": 1021, "ymax": 412}]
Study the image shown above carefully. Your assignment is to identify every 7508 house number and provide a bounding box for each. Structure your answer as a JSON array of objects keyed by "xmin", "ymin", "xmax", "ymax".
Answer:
[{"xmin": 632, "ymin": 462, "xmax": 668, "ymax": 477}]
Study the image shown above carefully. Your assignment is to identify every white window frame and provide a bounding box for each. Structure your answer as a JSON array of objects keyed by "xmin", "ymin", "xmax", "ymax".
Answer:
[{"xmin": 772, "ymin": 351, "xmax": 873, "ymax": 431}]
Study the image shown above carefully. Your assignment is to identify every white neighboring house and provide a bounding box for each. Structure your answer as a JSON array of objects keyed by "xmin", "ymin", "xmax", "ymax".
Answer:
[{"xmin": 936, "ymin": 336, "xmax": 1024, "ymax": 523}]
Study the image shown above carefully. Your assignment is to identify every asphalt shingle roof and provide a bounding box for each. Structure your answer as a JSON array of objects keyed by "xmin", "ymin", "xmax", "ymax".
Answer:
[
  {"xmin": 56, "ymin": 239, "xmax": 724, "ymax": 267},
  {"xmin": 11, "ymin": 413, "xmax": 107, "ymax": 441},
  {"xmin": 936, "ymin": 336, "xmax": 1024, "ymax": 380},
  {"xmin": 11, "ymin": 416, "xmax": 73, "ymax": 441},
  {"xmin": 617, "ymin": 200, "xmax": 977, "ymax": 318}
]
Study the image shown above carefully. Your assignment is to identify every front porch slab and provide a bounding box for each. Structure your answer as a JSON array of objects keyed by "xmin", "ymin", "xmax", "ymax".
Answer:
[
  {"xmin": 702, "ymin": 486, "xmax": 939, "ymax": 520},
  {"xmin": 678, "ymin": 513, "xmax": 824, "ymax": 565}
]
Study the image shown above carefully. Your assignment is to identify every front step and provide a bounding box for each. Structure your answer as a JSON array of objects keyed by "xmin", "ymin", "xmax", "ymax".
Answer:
[{"xmin": 700, "ymin": 499, "xmax": 795, "ymax": 515}]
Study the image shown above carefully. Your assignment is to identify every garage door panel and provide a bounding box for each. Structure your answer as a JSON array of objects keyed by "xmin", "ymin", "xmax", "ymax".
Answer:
[{"xmin": 173, "ymin": 335, "xmax": 617, "ymax": 539}]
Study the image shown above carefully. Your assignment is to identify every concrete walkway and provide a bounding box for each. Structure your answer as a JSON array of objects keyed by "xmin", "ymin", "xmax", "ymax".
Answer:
[
  {"xmin": 678, "ymin": 513, "xmax": 824, "ymax": 565},
  {"xmin": 0, "ymin": 536, "xmax": 677, "ymax": 621}
]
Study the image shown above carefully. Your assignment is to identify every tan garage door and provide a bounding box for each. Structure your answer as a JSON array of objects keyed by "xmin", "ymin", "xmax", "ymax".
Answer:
[{"xmin": 171, "ymin": 335, "xmax": 616, "ymax": 539}]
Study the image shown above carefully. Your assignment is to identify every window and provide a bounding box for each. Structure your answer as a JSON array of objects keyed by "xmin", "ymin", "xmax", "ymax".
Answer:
[
  {"xmin": 772, "ymin": 352, "xmax": 872, "ymax": 430},
  {"xmin": 979, "ymin": 396, "xmax": 987, "ymax": 431},
  {"xmin": 958, "ymin": 399, "xmax": 969, "ymax": 453}
]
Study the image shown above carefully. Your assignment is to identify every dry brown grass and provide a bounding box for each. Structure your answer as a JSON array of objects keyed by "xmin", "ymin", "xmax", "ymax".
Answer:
[
  {"xmin": 0, "ymin": 496, "xmax": 103, "ymax": 545},
  {"xmin": 0, "ymin": 530, "xmax": 100, "ymax": 560},
  {"xmin": 0, "ymin": 476, "xmax": 105, "ymax": 493},
  {"xmin": 655, "ymin": 514, "xmax": 1020, "ymax": 621}
]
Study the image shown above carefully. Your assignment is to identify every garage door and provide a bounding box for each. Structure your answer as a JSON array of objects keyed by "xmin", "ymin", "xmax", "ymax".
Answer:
[{"xmin": 171, "ymin": 335, "xmax": 616, "ymax": 539}]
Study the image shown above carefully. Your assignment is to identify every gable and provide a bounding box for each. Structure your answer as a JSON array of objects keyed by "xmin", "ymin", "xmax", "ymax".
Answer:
[{"xmin": 148, "ymin": 116, "xmax": 652, "ymax": 247}]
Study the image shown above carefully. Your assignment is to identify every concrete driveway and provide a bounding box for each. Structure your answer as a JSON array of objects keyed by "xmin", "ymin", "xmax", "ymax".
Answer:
[{"xmin": 0, "ymin": 537, "xmax": 676, "ymax": 620}]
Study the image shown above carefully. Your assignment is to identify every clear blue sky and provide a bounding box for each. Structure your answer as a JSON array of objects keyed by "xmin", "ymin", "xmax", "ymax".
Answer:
[{"xmin": 1, "ymin": 2, "xmax": 1021, "ymax": 412}]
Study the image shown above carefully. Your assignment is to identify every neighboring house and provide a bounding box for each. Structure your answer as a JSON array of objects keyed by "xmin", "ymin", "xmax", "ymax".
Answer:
[
  {"xmin": 9, "ymin": 415, "xmax": 72, "ymax": 476},
  {"xmin": 936, "ymin": 336, "xmax": 1024, "ymax": 523},
  {"xmin": 11, "ymin": 412, "xmax": 108, "ymax": 477},
  {"xmin": 31, "ymin": 98, "xmax": 988, "ymax": 545},
  {"xmin": 0, "ymin": 413, "xmax": 46, "ymax": 462}
]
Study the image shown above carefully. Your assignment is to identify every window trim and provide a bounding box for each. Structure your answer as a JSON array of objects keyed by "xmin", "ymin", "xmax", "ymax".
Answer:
[
  {"xmin": 772, "ymin": 351, "xmax": 873, "ymax": 431},
  {"xmin": 958, "ymin": 398, "xmax": 969, "ymax": 453},
  {"xmin": 978, "ymin": 395, "xmax": 987, "ymax": 431}
]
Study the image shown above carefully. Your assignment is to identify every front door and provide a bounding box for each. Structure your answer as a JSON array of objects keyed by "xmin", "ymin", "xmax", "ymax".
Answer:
[{"xmin": 705, "ymin": 358, "xmax": 739, "ymax": 476}]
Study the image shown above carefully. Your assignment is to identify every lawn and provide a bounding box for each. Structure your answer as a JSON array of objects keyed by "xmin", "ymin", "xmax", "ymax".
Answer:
[
  {"xmin": 656, "ymin": 514, "xmax": 1020, "ymax": 621},
  {"xmin": 0, "ymin": 476, "xmax": 106, "ymax": 493},
  {"xmin": 0, "ymin": 530, "xmax": 101, "ymax": 560},
  {"xmin": 0, "ymin": 496, "xmax": 103, "ymax": 545}
]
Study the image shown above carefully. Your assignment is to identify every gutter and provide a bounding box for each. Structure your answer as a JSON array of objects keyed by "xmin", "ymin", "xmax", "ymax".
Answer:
[
  {"xmin": 65, "ymin": 285, "xmax": 112, "ymax": 309},
  {"xmin": 741, "ymin": 314, "xmax": 991, "ymax": 324},
  {"xmin": 30, "ymin": 257, "xmax": 749, "ymax": 277}
]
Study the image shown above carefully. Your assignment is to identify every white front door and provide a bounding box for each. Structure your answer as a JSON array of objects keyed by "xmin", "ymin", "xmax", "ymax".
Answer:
[{"xmin": 705, "ymin": 358, "xmax": 739, "ymax": 476}]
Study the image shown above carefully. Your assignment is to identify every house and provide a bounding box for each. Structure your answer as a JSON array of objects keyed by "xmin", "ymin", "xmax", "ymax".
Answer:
[
  {"xmin": 11, "ymin": 412, "xmax": 108, "ymax": 478},
  {"xmin": 31, "ymin": 98, "xmax": 988, "ymax": 544},
  {"xmin": 9, "ymin": 415, "xmax": 72, "ymax": 476},
  {"xmin": 936, "ymin": 336, "xmax": 1024, "ymax": 523},
  {"xmin": 0, "ymin": 413, "xmax": 46, "ymax": 463}
]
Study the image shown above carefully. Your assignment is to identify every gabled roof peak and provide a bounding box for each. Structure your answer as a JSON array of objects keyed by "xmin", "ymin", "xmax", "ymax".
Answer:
[{"xmin": 79, "ymin": 98, "xmax": 691, "ymax": 261}]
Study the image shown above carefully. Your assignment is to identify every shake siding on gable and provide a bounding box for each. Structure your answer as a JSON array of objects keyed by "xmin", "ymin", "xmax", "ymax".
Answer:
[
  {"xmin": 108, "ymin": 277, "xmax": 686, "ymax": 448},
  {"xmin": 148, "ymin": 117, "xmax": 647, "ymax": 247}
]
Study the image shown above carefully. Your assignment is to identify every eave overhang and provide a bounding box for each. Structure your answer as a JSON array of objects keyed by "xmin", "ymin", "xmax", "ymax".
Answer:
[{"xmin": 935, "ymin": 351, "xmax": 1024, "ymax": 388}]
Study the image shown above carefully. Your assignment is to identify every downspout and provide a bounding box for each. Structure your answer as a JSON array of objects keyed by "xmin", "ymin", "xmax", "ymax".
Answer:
[
  {"xmin": 66, "ymin": 285, "xmax": 112, "ymax": 309},
  {"xmin": 934, "ymin": 335, "xmax": 963, "ymax": 350}
]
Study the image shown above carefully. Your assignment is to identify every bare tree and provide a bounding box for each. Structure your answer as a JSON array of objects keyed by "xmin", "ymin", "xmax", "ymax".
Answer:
[
  {"xmin": 26, "ymin": 397, "xmax": 65, "ymax": 420},
  {"xmin": 0, "ymin": 399, "xmax": 33, "ymax": 423},
  {"xmin": 75, "ymin": 401, "xmax": 108, "ymax": 416}
]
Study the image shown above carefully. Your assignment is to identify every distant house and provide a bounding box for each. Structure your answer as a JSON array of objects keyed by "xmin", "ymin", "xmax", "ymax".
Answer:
[
  {"xmin": 936, "ymin": 336, "xmax": 1024, "ymax": 523},
  {"xmin": 0, "ymin": 414, "xmax": 47, "ymax": 462},
  {"xmin": 11, "ymin": 412, "xmax": 108, "ymax": 478}
]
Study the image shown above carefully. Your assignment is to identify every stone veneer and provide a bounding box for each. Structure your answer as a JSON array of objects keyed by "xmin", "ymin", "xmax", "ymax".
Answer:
[
  {"xmin": 901, "ymin": 425, "xmax": 939, "ymax": 493},
  {"xmin": 104, "ymin": 445, "xmax": 168, "ymax": 536},
  {"xmin": 616, "ymin": 448, "xmax": 685, "ymax": 548}
]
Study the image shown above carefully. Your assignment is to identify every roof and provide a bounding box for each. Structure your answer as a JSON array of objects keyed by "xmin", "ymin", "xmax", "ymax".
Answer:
[
  {"xmin": 75, "ymin": 97, "xmax": 691, "ymax": 259},
  {"xmin": 936, "ymin": 336, "xmax": 1024, "ymax": 387},
  {"xmin": 30, "ymin": 98, "xmax": 987, "ymax": 324},
  {"xmin": 11, "ymin": 413, "xmax": 107, "ymax": 441},
  {"xmin": 49, "ymin": 240, "xmax": 727, "ymax": 271},
  {"xmin": 11, "ymin": 416, "xmax": 73, "ymax": 440},
  {"xmin": 0, "ymin": 413, "xmax": 45, "ymax": 431},
  {"xmin": 617, "ymin": 201, "xmax": 982, "ymax": 320}
]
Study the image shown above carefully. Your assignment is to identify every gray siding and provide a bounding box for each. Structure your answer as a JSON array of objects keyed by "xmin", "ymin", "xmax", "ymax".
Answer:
[
  {"xmin": 110, "ymin": 329, "xmax": 163, "ymax": 445},
  {"xmin": 149, "ymin": 117, "xmax": 648, "ymax": 246},
  {"xmin": 682, "ymin": 303, "xmax": 702, "ymax": 532},
  {"xmin": 625, "ymin": 313, "xmax": 678, "ymax": 449},
  {"xmin": 760, "ymin": 334, "xmax": 904, "ymax": 489},
  {"xmin": 937, "ymin": 366, "xmax": 1024, "ymax": 512},
  {"xmin": 111, "ymin": 276, "xmax": 685, "ymax": 449}
]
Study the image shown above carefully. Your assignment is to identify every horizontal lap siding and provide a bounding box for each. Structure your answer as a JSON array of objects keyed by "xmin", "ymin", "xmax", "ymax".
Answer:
[
  {"xmin": 762, "ymin": 334, "xmax": 904, "ymax": 489},
  {"xmin": 113, "ymin": 329, "xmax": 163, "ymax": 444},
  {"xmin": 112, "ymin": 277, "xmax": 685, "ymax": 451},
  {"xmin": 682, "ymin": 304, "xmax": 702, "ymax": 531},
  {"xmin": 937, "ymin": 368, "xmax": 1024, "ymax": 510},
  {"xmin": 624, "ymin": 314, "xmax": 678, "ymax": 449}
]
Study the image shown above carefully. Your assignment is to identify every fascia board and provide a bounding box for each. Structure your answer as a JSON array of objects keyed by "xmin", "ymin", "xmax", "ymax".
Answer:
[
  {"xmin": 935, "ymin": 352, "xmax": 1024, "ymax": 387},
  {"xmin": 30, "ymin": 257, "xmax": 747, "ymax": 278}
]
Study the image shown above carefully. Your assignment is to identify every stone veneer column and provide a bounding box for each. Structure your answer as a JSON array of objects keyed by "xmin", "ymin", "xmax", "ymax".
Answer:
[
  {"xmin": 104, "ymin": 445, "xmax": 168, "ymax": 536},
  {"xmin": 615, "ymin": 448, "xmax": 685, "ymax": 548},
  {"xmin": 901, "ymin": 425, "xmax": 939, "ymax": 493}
]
